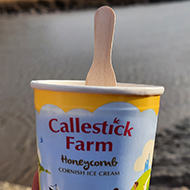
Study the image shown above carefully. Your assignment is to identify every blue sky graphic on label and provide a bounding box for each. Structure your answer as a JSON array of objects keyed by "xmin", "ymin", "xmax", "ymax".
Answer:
[{"xmin": 36, "ymin": 102, "xmax": 158, "ymax": 190}]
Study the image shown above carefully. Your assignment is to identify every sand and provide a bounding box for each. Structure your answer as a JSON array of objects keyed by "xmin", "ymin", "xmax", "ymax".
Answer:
[{"xmin": 0, "ymin": 1, "xmax": 190, "ymax": 189}]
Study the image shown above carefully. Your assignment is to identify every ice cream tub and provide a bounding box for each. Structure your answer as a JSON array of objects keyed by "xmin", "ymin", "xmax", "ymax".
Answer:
[{"xmin": 31, "ymin": 80, "xmax": 164, "ymax": 190}]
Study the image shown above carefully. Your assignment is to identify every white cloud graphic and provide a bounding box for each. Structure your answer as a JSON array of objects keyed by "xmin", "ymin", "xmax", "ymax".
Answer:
[{"xmin": 134, "ymin": 139, "xmax": 155, "ymax": 172}]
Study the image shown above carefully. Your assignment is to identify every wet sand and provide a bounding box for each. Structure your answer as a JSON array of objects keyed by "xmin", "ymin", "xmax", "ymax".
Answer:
[{"xmin": 1, "ymin": 1, "xmax": 190, "ymax": 189}]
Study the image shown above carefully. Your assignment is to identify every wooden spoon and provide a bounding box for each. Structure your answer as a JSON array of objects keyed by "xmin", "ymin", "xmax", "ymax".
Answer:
[{"xmin": 85, "ymin": 6, "xmax": 117, "ymax": 86}]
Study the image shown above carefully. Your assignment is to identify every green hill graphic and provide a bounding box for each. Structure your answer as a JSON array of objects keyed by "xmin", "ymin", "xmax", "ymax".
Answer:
[{"xmin": 131, "ymin": 169, "xmax": 151, "ymax": 190}]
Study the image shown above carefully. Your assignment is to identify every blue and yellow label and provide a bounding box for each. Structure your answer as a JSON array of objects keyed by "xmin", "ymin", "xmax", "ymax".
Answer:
[{"xmin": 34, "ymin": 89, "xmax": 161, "ymax": 190}]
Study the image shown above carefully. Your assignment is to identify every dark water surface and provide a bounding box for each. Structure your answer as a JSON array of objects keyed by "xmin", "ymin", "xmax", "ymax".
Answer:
[{"xmin": 1, "ymin": 1, "xmax": 190, "ymax": 186}]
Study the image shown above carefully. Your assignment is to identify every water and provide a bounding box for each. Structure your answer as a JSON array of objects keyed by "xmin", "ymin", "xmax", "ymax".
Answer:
[{"xmin": 1, "ymin": 1, "xmax": 190, "ymax": 186}]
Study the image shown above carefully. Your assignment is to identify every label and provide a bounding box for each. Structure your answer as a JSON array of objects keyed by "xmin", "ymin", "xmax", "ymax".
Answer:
[{"xmin": 36, "ymin": 102, "xmax": 158, "ymax": 190}]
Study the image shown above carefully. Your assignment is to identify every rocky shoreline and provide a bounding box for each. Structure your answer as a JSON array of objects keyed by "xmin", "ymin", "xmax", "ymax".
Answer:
[
  {"xmin": 0, "ymin": 0, "xmax": 147, "ymax": 14},
  {"xmin": 0, "ymin": 0, "xmax": 183, "ymax": 14}
]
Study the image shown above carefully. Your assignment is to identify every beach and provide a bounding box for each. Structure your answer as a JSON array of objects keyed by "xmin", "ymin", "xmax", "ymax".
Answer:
[{"xmin": 1, "ymin": 1, "xmax": 190, "ymax": 189}]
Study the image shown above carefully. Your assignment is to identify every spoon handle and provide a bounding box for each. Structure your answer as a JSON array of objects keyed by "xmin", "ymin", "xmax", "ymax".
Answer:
[{"xmin": 85, "ymin": 6, "xmax": 117, "ymax": 86}]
